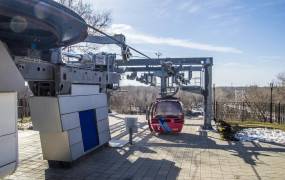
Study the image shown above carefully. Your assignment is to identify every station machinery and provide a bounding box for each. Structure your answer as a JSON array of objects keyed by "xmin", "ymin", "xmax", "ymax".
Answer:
[{"xmin": 0, "ymin": 0, "xmax": 213, "ymax": 177}]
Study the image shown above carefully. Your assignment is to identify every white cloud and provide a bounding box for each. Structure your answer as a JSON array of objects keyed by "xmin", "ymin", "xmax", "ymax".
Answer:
[
  {"xmin": 109, "ymin": 24, "xmax": 243, "ymax": 54},
  {"xmin": 177, "ymin": 1, "xmax": 200, "ymax": 14},
  {"xmin": 221, "ymin": 62, "xmax": 254, "ymax": 68},
  {"xmin": 176, "ymin": 0, "xmax": 236, "ymax": 14},
  {"xmin": 259, "ymin": 56, "xmax": 282, "ymax": 60},
  {"xmin": 259, "ymin": 56, "xmax": 283, "ymax": 63}
]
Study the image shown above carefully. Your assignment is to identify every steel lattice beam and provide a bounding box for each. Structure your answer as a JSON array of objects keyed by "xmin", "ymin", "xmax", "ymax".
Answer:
[
  {"xmin": 116, "ymin": 57, "xmax": 213, "ymax": 66},
  {"xmin": 121, "ymin": 66, "xmax": 203, "ymax": 72}
]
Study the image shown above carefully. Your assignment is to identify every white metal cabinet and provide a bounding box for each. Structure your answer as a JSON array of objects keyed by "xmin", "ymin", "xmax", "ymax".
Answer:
[
  {"xmin": 30, "ymin": 91, "xmax": 111, "ymax": 163},
  {"xmin": 0, "ymin": 93, "xmax": 17, "ymax": 136},
  {"xmin": 0, "ymin": 93, "xmax": 18, "ymax": 178},
  {"xmin": 0, "ymin": 134, "xmax": 17, "ymax": 167}
]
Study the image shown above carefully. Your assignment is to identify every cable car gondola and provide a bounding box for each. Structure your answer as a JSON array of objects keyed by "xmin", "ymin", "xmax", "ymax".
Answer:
[{"xmin": 147, "ymin": 97, "xmax": 184, "ymax": 133}]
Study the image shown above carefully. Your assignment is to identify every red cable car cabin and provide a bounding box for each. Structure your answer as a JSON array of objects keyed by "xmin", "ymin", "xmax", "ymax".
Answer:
[{"xmin": 148, "ymin": 98, "xmax": 184, "ymax": 133}]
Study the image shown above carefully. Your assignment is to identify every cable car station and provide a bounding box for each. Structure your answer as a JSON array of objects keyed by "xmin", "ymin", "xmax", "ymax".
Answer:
[{"xmin": 1, "ymin": 1, "xmax": 284, "ymax": 179}]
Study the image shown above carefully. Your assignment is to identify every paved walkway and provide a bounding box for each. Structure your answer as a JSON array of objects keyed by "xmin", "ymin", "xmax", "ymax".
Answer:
[{"xmin": 4, "ymin": 115, "xmax": 285, "ymax": 180}]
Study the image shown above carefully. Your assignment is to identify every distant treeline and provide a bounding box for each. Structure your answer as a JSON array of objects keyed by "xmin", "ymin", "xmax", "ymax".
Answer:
[
  {"xmin": 110, "ymin": 83, "xmax": 285, "ymax": 114},
  {"xmin": 215, "ymin": 86, "xmax": 285, "ymax": 104},
  {"xmin": 110, "ymin": 86, "xmax": 203, "ymax": 114}
]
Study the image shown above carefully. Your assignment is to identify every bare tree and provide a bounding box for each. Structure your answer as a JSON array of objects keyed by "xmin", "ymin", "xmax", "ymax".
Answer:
[
  {"xmin": 275, "ymin": 72, "xmax": 285, "ymax": 104},
  {"xmin": 56, "ymin": 0, "xmax": 111, "ymax": 29},
  {"xmin": 110, "ymin": 86, "xmax": 159, "ymax": 114},
  {"xmin": 277, "ymin": 72, "xmax": 285, "ymax": 86},
  {"xmin": 55, "ymin": 0, "xmax": 112, "ymax": 53},
  {"xmin": 110, "ymin": 86, "xmax": 204, "ymax": 114}
]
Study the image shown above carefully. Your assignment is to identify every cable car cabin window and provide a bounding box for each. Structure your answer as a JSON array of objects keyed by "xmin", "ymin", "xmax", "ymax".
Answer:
[{"xmin": 155, "ymin": 101, "xmax": 183, "ymax": 117}]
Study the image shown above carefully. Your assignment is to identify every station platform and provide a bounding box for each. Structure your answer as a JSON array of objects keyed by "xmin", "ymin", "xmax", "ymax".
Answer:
[{"xmin": 4, "ymin": 115, "xmax": 285, "ymax": 180}]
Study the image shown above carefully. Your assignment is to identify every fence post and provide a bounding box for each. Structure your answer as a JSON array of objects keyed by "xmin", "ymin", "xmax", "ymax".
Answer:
[
  {"xmin": 282, "ymin": 104, "xmax": 285, "ymax": 124},
  {"xmin": 213, "ymin": 84, "xmax": 216, "ymax": 120},
  {"xmin": 270, "ymin": 83, "xmax": 273, "ymax": 123},
  {"xmin": 215, "ymin": 101, "xmax": 218, "ymax": 122},
  {"xmin": 282, "ymin": 105, "xmax": 284, "ymax": 124},
  {"xmin": 278, "ymin": 102, "xmax": 281, "ymax": 124},
  {"xmin": 242, "ymin": 101, "xmax": 245, "ymax": 121}
]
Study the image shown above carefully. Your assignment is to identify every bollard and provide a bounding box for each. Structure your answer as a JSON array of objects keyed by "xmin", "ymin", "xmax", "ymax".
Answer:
[
  {"xmin": 129, "ymin": 128, "xmax": 133, "ymax": 145},
  {"xmin": 125, "ymin": 117, "xmax": 138, "ymax": 145}
]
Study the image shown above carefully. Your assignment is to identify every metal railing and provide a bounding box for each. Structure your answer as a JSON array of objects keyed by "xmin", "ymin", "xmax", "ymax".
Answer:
[{"xmin": 214, "ymin": 101, "xmax": 285, "ymax": 124}]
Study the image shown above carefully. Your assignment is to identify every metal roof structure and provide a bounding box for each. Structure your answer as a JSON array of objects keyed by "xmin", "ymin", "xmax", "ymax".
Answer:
[{"xmin": 0, "ymin": 0, "xmax": 88, "ymax": 49}]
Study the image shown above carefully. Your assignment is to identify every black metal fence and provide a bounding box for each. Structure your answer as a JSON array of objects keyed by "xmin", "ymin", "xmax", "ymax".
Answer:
[{"xmin": 214, "ymin": 101, "xmax": 285, "ymax": 124}]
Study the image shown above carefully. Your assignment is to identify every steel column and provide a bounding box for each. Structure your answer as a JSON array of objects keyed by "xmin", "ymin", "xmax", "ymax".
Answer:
[{"xmin": 203, "ymin": 64, "xmax": 213, "ymax": 130}]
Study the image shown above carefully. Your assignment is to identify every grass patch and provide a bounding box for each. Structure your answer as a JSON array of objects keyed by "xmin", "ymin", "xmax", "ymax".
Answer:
[
  {"xmin": 226, "ymin": 120, "xmax": 285, "ymax": 131},
  {"xmin": 217, "ymin": 120, "xmax": 285, "ymax": 141}
]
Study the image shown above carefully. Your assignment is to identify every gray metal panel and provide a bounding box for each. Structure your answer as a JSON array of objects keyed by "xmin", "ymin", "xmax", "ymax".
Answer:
[
  {"xmin": 97, "ymin": 120, "xmax": 104, "ymax": 133},
  {"xmin": 14, "ymin": 57, "xmax": 55, "ymax": 81},
  {"xmin": 67, "ymin": 127, "xmax": 82, "ymax": 145},
  {"xmin": 58, "ymin": 94, "xmax": 107, "ymax": 114},
  {"xmin": 70, "ymin": 142, "xmax": 84, "ymax": 160},
  {"xmin": 55, "ymin": 66, "xmax": 103, "ymax": 94},
  {"xmin": 105, "ymin": 72, "xmax": 120, "ymax": 84},
  {"xmin": 0, "ymin": 162, "xmax": 17, "ymax": 178},
  {"xmin": 0, "ymin": 41, "xmax": 25, "ymax": 92},
  {"xmin": 97, "ymin": 119, "xmax": 108, "ymax": 133},
  {"xmin": 0, "ymin": 133, "xmax": 17, "ymax": 167},
  {"xmin": 0, "ymin": 93, "xmax": 17, "ymax": 137},
  {"xmin": 0, "ymin": 92, "xmax": 18, "ymax": 178},
  {"xmin": 96, "ymin": 107, "xmax": 108, "ymax": 121},
  {"xmin": 30, "ymin": 97, "xmax": 62, "ymax": 133},
  {"xmin": 104, "ymin": 119, "xmax": 110, "ymax": 132},
  {"xmin": 70, "ymin": 67, "xmax": 101, "ymax": 84},
  {"xmin": 98, "ymin": 130, "xmax": 110, "ymax": 145},
  {"xmin": 40, "ymin": 132, "xmax": 71, "ymax": 162},
  {"xmin": 61, "ymin": 113, "xmax": 80, "ymax": 131},
  {"xmin": 71, "ymin": 84, "xmax": 99, "ymax": 95}
]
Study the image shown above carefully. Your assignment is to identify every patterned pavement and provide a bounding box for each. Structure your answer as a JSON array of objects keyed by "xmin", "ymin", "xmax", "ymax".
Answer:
[{"xmin": 3, "ymin": 114, "xmax": 285, "ymax": 180}]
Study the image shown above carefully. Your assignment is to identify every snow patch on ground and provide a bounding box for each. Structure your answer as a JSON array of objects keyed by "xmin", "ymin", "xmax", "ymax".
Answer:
[{"xmin": 235, "ymin": 128, "xmax": 285, "ymax": 144}]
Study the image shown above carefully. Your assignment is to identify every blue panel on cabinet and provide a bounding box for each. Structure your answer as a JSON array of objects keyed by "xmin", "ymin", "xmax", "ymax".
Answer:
[{"xmin": 79, "ymin": 109, "xmax": 99, "ymax": 151}]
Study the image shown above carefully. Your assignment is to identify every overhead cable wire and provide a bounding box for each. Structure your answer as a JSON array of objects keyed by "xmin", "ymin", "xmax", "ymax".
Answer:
[{"xmin": 86, "ymin": 24, "xmax": 153, "ymax": 60}]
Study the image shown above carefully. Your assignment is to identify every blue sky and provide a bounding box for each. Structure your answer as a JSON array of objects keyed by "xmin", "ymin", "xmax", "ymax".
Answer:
[{"xmin": 87, "ymin": 0, "xmax": 285, "ymax": 86}]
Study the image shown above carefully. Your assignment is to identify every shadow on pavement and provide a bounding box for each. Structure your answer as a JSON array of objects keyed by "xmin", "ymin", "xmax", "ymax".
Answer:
[
  {"xmin": 43, "ymin": 115, "xmax": 285, "ymax": 180},
  {"xmin": 150, "ymin": 130, "xmax": 285, "ymax": 180},
  {"xmin": 44, "ymin": 132, "xmax": 180, "ymax": 179}
]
